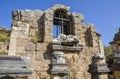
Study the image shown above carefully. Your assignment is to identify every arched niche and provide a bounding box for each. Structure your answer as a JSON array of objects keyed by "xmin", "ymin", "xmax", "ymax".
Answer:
[
  {"xmin": 53, "ymin": 8, "xmax": 73, "ymax": 38},
  {"xmin": 43, "ymin": 4, "xmax": 73, "ymax": 42}
]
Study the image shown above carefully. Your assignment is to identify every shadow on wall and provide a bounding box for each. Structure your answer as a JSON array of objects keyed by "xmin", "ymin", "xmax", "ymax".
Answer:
[
  {"xmin": 85, "ymin": 27, "xmax": 93, "ymax": 47},
  {"xmin": 37, "ymin": 13, "xmax": 45, "ymax": 43},
  {"xmin": 0, "ymin": 76, "xmax": 14, "ymax": 79},
  {"xmin": 43, "ymin": 43, "xmax": 52, "ymax": 74}
]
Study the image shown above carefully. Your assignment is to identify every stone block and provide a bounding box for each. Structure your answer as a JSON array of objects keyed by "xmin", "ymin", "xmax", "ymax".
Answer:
[
  {"xmin": 27, "ymin": 51, "xmax": 37, "ymax": 60},
  {"xmin": 12, "ymin": 22, "xmax": 30, "ymax": 39},
  {"xmin": 8, "ymin": 38, "xmax": 16, "ymax": 56},
  {"xmin": 29, "ymin": 29, "xmax": 36, "ymax": 37},
  {"xmin": 16, "ymin": 39, "xmax": 27, "ymax": 47},
  {"xmin": 35, "ymin": 43, "xmax": 42, "ymax": 51},
  {"xmin": 0, "ymin": 56, "xmax": 32, "ymax": 77},
  {"xmin": 25, "ymin": 42, "xmax": 35, "ymax": 51},
  {"xmin": 34, "ymin": 10, "xmax": 42, "ymax": 16},
  {"xmin": 45, "ymin": 9, "xmax": 54, "ymax": 15},
  {"xmin": 16, "ymin": 47, "xmax": 26, "ymax": 54},
  {"xmin": 51, "ymin": 4, "xmax": 70, "ymax": 11},
  {"xmin": 36, "ymin": 51, "xmax": 44, "ymax": 60},
  {"xmin": 44, "ymin": 36, "xmax": 53, "ymax": 43},
  {"xmin": 0, "ymin": 42, "xmax": 8, "ymax": 54},
  {"xmin": 44, "ymin": 13, "xmax": 53, "ymax": 21},
  {"xmin": 30, "ymin": 22, "xmax": 38, "ymax": 29}
]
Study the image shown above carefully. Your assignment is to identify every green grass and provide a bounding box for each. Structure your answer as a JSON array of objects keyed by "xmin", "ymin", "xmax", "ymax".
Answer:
[
  {"xmin": 0, "ymin": 28, "xmax": 11, "ymax": 42},
  {"xmin": 104, "ymin": 45, "xmax": 112, "ymax": 56},
  {"xmin": 30, "ymin": 30, "xmax": 41, "ymax": 43}
]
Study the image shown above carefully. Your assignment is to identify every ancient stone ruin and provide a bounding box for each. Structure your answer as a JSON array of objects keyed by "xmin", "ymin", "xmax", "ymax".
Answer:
[
  {"xmin": 107, "ymin": 28, "xmax": 120, "ymax": 79},
  {"xmin": 88, "ymin": 28, "xmax": 120, "ymax": 79},
  {"xmin": 0, "ymin": 56, "xmax": 32, "ymax": 79},
  {"xmin": 0, "ymin": 4, "xmax": 106, "ymax": 79},
  {"xmin": 88, "ymin": 53, "xmax": 110, "ymax": 79}
]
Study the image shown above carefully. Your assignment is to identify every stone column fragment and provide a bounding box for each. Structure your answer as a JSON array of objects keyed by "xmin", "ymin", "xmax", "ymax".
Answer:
[{"xmin": 88, "ymin": 54, "xmax": 110, "ymax": 79}]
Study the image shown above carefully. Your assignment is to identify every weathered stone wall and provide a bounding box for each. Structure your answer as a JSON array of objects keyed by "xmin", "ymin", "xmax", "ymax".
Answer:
[
  {"xmin": 108, "ymin": 28, "xmax": 120, "ymax": 79},
  {"xmin": 9, "ymin": 9, "xmax": 43, "ymax": 55},
  {"xmin": 8, "ymin": 4, "xmax": 104, "ymax": 79},
  {"xmin": 0, "ymin": 42, "xmax": 9, "ymax": 55},
  {"xmin": 9, "ymin": 9, "xmax": 51, "ymax": 79}
]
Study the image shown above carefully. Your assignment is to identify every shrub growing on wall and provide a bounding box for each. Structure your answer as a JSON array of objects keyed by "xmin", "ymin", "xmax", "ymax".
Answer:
[
  {"xmin": 104, "ymin": 45, "xmax": 112, "ymax": 56},
  {"xmin": 30, "ymin": 30, "xmax": 41, "ymax": 43},
  {"xmin": 0, "ymin": 28, "xmax": 10, "ymax": 42}
]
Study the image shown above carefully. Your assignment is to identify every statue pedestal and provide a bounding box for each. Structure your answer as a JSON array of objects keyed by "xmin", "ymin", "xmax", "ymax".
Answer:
[
  {"xmin": 88, "ymin": 54, "xmax": 110, "ymax": 79},
  {"xmin": 50, "ymin": 51, "xmax": 68, "ymax": 79},
  {"xmin": 112, "ymin": 54, "xmax": 120, "ymax": 79}
]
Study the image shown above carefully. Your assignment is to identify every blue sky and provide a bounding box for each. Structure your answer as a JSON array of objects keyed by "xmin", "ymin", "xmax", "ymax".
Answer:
[{"xmin": 0, "ymin": 0, "xmax": 120, "ymax": 45}]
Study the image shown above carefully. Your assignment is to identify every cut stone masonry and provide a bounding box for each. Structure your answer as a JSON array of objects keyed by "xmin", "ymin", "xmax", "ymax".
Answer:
[{"xmin": 0, "ymin": 4, "xmax": 105, "ymax": 79}]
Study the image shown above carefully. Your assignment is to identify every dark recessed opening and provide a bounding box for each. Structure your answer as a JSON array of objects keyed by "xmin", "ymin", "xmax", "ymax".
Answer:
[{"xmin": 53, "ymin": 9, "xmax": 70, "ymax": 38}]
